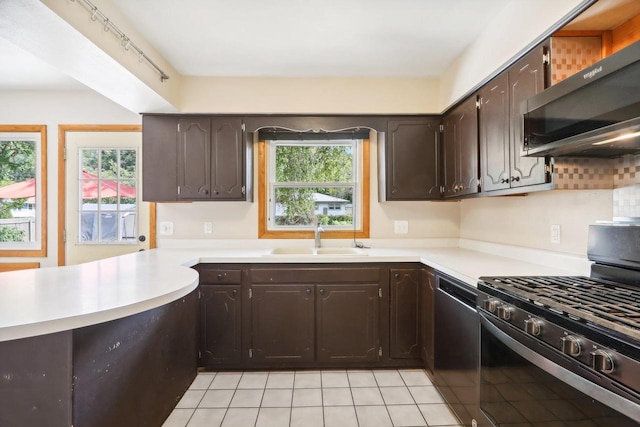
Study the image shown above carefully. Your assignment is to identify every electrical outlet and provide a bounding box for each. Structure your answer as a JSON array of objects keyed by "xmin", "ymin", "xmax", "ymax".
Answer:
[
  {"xmin": 394, "ymin": 220, "xmax": 409, "ymax": 234},
  {"xmin": 550, "ymin": 224, "xmax": 561, "ymax": 244},
  {"xmin": 204, "ymin": 222, "xmax": 213, "ymax": 234},
  {"xmin": 159, "ymin": 221, "xmax": 174, "ymax": 236}
]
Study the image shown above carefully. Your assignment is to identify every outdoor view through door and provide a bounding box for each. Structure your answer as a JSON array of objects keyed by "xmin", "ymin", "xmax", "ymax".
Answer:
[
  {"xmin": 268, "ymin": 138, "xmax": 361, "ymax": 231},
  {"xmin": 78, "ymin": 148, "xmax": 138, "ymax": 243}
]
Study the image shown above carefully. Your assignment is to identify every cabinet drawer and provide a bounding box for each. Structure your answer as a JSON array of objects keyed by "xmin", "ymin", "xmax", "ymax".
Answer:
[{"xmin": 199, "ymin": 269, "xmax": 241, "ymax": 284}]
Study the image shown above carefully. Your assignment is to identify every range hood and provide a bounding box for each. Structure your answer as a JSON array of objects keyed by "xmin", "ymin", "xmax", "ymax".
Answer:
[{"xmin": 523, "ymin": 39, "xmax": 640, "ymax": 158}]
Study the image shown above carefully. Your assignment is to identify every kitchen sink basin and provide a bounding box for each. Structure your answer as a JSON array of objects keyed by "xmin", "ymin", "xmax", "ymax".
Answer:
[{"xmin": 265, "ymin": 247, "xmax": 367, "ymax": 256}]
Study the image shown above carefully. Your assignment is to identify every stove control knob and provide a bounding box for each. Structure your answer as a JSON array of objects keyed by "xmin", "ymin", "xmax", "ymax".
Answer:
[
  {"xmin": 483, "ymin": 299, "xmax": 500, "ymax": 313},
  {"xmin": 590, "ymin": 350, "xmax": 615, "ymax": 374},
  {"xmin": 497, "ymin": 304, "xmax": 514, "ymax": 321},
  {"xmin": 524, "ymin": 318, "xmax": 542, "ymax": 336},
  {"xmin": 561, "ymin": 335, "xmax": 581, "ymax": 356}
]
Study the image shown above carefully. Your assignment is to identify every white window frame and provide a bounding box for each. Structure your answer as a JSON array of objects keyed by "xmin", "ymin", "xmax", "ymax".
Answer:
[
  {"xmin": 77, "ymin": 146, "xmax": 139, "ymax": 245},
  {"xmin": 267, "ymin": 139, "xmax": 362, "ymax": 232},
  {"xmin": 0, "ymin": 132, "xmax": 43, "ymax": 252}
]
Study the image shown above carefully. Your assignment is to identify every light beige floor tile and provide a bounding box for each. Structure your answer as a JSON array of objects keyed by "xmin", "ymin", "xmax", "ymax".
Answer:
[
  {"xmin": 372, "ymin": 370, "xmax": 404, "ymax": 386},
  {"xmin": 409, "ymin": 385, "xmax": 445, "ymax": 404},
  {"xmin": 380, "ymin": 386, "xmax": 414, "ymax": 405},
  {"xmin": 347, "ymin": 371, "xmax": 377, "ymax": 387},
  {"xmin": 238, "ymin": 372, "xmax": 268, "ymax": 389},
  {"xmin": 387, "ymin": 404, "xmax": 427, "ymax": 426},
  {"xmin": 399, "ymin": 370, "xmax": 431, "ymax": 386},
  {"xmin": 290, "ymin": 407, "xmax": 324, "ymax": 427},
  {"xmin": 323, "ymin": 406, "xmax": 358, "ymax": 427},
  {"xmin": 220, "ymin": 408, "xmax": 259, "ymax": 427},
  {"xmin": 176, "ymin": 390, "xmax": 206, "ymax": 409},
  {"xmin": 261, "ymin": 389, "xmax": 293, "ymax": 407},
  {"xmin": 162, "ymin": 408, "xmax": 194, "ymax": 427},
  {"xmin": 321, "ymin": 371, "xmax": 349, "ymax": 387},
  {"xmin": 199, "ymin": 389, "xmax": 235, "ymax": 408},
  {"xmin": 355, "ymin": 405, "xmax": 393, "ymax": 427},
  {"xmin": 255, "ymin": 407, "xmax": 290, "ymax": 427},
  {"xmin": 266, "ymin": 372, "xmax": 295, "ymax": 389},
  {"xmin": 189, "ymin": 374, "xmax": 216, "ymax": 390},
  {"xmin": 292, "ymin": 388, "xmax": 323, "ymax": 407},
  {"xmin": 322, "ymin": 387, "xmax": 353, "ymax": 406},
  {"xmin": 418, "ymin": 403, "xmax": 461, "ymax": 426},
  {"xmin": 351, "ymin": 387, "xmax": 384, "ymax": 406},
  {"xmin": 210, "ymin": 373, "xmax": 242, "ymax": 390},
  {"xmin": 294, "ymin": 372, "xmax": 321, "ymax": 388},
  {"xmin": 229, "ymin": 389, "xmax": 264, "ymax": 408},
  {"xmin": 186, "ymin": 408, "xmax": 226, "ymax": 427}
]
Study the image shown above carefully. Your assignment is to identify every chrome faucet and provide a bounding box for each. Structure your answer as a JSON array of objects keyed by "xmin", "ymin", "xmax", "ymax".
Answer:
[{"xmin": 314, "ymin": 220, "xmax": 325, "ymax": 248}]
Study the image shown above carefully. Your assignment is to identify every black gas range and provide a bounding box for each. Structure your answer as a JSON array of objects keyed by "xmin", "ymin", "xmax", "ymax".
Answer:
[{"xmin": 477, "ymin": 224, "xmax": 640, "ymax": 426}]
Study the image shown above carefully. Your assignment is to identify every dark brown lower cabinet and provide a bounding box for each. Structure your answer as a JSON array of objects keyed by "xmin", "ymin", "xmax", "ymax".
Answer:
[
  {"xmin": 390, "ymin": 268, "xmax": 421, "ymax": 359},
  {"xmin": 250, "ymin": 285, "xmax": 315, "ymax": 363},
  {"xmin": 200, "ymin": 285, "xmax": 242, "ymax": 366},
  {"xmin": 316, "ymin": 284, "xmax": 380, "ymax": 363}
]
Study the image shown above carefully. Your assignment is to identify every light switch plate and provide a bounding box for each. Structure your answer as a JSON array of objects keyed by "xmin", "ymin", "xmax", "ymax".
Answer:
[
  {"xmin": 204, "ymin": 222, "xmax": 213, "ymax": 234},
  {"xmin": 394, "ymin": 220, "xmax": 409, "ymax": 234},
  {"xmin": 159, "ymin": 221, "xmax": 174, "ymax": 236}
]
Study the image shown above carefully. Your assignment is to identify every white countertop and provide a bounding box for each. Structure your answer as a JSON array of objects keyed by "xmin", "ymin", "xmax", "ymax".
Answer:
[{"xmin": 0, "ymin": 241, "xmax": 591, "ymax": 342}]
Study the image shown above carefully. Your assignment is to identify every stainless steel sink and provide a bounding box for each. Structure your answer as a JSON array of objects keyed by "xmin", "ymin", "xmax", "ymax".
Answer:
[{"xmin": 265, "ymin": 247, "xmax": 367, "ymax": 256}]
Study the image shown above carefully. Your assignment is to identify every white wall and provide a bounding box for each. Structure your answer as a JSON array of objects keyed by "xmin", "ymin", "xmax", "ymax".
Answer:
[
  {"xmin": 459, "ymin": 190, "xmax": 613, "ymax": 256},
  {"xmin": 180, "ymin": 77, "xmax": 441, "ymax": 114},
  {"xmin": 0, "ymin": 90, "xmax": 141, "ymax": 267},
  {"xmin": 439, "ymin": 0, "xmax": 586, "ymax": 109}
]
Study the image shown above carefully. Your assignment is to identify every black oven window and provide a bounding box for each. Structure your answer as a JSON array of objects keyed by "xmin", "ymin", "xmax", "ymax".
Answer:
[{"xmin": 480, "ymin": 327, "xmax": 639, "ymax": 427}]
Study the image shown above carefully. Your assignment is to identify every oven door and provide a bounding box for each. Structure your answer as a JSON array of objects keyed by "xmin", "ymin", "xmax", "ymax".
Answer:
[{"xmin": 479, "ymin": 312, "xmax": 640, "ymax": 426}]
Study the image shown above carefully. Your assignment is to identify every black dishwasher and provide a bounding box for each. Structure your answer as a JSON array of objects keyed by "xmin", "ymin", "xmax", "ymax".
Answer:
[{"xmin": 433, "ymin": 274, "xmax": 486, "ymax": 427}]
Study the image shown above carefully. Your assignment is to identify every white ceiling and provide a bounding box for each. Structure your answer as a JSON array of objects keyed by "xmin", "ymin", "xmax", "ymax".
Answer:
[{"xmin": 0, "ymin": 0, "xmax": 514, "ymax": 91}]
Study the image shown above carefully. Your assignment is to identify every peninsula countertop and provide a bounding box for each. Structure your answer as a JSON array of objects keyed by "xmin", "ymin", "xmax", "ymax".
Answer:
[{"xmin": 0, "ymin": 242, "xmax": 591, "ymax": 342}]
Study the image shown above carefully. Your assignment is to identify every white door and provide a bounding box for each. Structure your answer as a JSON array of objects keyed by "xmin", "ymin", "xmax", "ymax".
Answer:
[{"xmin": 64, "ymin": 130, "xmax": 150, "ymax": 265}]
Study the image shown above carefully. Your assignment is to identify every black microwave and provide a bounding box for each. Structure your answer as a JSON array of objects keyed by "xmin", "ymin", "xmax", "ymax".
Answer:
[{"xmin": 522, "ymin": 39, "xmax": 640, "ymax": 158}]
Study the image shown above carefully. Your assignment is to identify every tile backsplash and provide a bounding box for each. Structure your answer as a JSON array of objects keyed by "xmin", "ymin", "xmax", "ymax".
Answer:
[{"xmin": 554, "ymin": 154, "xmax": 640, "ymax": 218}]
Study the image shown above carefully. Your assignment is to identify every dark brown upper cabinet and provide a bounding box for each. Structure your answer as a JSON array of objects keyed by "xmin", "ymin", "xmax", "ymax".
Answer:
[
  {"xmin": 382, "ymin": 119, "xmax": 440, "ymax": 200},
  {"xmin": 479, "ymin": 44, "xmax": 551, "ymax": 193},
  {"xmin": 442, "ymin": 96, "xmax": 479, "ymax": 198},
  {"xmin": 142, "ymin": 114, "xmax": 249, "ymax": 202},
  {"xmin": 390, "ymin": 268, "xmax": 421, "ymax": 359}
]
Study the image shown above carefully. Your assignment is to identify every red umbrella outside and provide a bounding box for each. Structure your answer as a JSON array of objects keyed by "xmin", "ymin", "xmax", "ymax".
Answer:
[{"xmin": 0, "ymin": 172, "xmax": 136, "ymax": 199}]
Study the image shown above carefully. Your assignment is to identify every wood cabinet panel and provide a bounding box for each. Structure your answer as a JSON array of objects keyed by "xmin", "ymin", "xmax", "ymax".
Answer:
[
  {"xmin": 177, "ymin": 117, "xmax": 211, "ymax": 200},
  {"xmin": 479, "ymin": 73, "xmax": 510, "ymax": 192},
  {"xmin": 250, "ymin": 285, "xmax": 315, "ymax": 362},
  {"xmin": 211, "ymin": 117, "xmax": 244, "ymax": 199},
  {"xmin": 390, "ymin": 268, "xmax": 421, "ymax": 359},
  {"xmin": 443, "ymin": 97, "xmax": 479, "ymax": 198},
  {"xmin": 200, "ymin": 285, "xmax": 242, "ymax": 365},
  {"xmin": 316, "ymin": 284, "xmax": 380, "ymax": 363},
  {"xmin": 142, "ymin": 115, "xmax": 178, "ymax": 201},
  {"xmin": 385, "ymin": 119, "xmax": 440, "ymax": 200},
  {"xmin": 421, "ymin": 267, "xmax": 435, "ymax": 372}
]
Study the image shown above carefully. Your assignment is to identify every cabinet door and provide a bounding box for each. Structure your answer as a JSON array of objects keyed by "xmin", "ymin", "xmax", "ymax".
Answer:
[
  {"xmin": 211, "ymin": 118, "xmax": 245, "ymax": 200},
  {"xmin": 200, "ymin": 285, "xmax": 242, "ymax": 366},
  {"xmin": 479, "ymin": 73, "xmax": 510, "ymax": 192},
  {"xmin": 443, "ymin": 97, "xmax": 479, "ymax": 198},
  {"xmin": 390, "ymin": 269, "xmax": 420, "ymax": 359},
  {"xmin": 508, "ymin": 45, "xmax": 549, "ymax": 188},
  {"xmin": 386, "ymin": 119, "xmax": 440, "ymax": 200},
  {"xmin": 316, "ymin": 284, "xmax": 379, "ymax": 363},
  {"xmin": 421, "ymin": 268, "xmax": 435, "ymax": 372},
  {"xmin": 177, "ymin": 117, "xmax": 211, "ymax": 200},
  {"xmin": 142, "ymin": 115, "xmax": 178, "ymax": 201},
  {"xmin": 250, "ymin": 285, "xmax": 315, "ymax": 362}
]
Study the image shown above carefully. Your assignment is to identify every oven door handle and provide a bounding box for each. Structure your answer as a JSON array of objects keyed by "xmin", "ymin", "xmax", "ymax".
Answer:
[{"xmin": 480, "ymin": 313, "xmax": 640, "ymax": 423}]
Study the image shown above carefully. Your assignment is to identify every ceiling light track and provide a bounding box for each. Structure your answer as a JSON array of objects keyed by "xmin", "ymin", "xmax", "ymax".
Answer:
[{"xmin": 70, "ymin": 0, "xmax": 170, "ymax": 82}]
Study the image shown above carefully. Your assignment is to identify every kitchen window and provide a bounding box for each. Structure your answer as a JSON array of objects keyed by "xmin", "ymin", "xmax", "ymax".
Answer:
[
  {"xmin": 0, "ymin": 125, "xmax": 47, "ymax": 256},
  {"xmin": 258, "ymin": 136, "xmax": 370, "ymax": 239}
]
